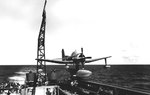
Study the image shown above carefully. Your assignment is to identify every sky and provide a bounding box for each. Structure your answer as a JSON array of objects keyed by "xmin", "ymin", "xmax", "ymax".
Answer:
[{"xmin": 0, "ymin": 0, "xmax": 150, "ymax": 65}]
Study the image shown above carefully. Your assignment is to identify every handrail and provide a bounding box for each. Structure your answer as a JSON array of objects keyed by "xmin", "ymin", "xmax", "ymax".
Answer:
[{"xmin": 77, "ymin": 80, "xmax": 150, "ymax": 95}]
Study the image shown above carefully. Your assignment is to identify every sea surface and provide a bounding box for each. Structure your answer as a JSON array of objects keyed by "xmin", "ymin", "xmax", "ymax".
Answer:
[{"xmin": 0, "ymin": 65, "xmax": 150, "ymax": 91}]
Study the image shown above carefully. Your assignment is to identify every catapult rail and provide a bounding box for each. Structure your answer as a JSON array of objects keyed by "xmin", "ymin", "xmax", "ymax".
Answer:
[{"xmin": 77, "ymin": 80, "xmax": 150, "ymax": 95}]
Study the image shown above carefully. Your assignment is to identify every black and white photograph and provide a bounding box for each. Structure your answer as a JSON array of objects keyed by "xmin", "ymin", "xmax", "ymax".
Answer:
[{"xmin": 0, "ymin": 0, "xmax": 150, "ymax": 95}]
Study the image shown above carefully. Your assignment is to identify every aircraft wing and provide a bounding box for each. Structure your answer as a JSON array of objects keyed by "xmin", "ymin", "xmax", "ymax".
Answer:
[
  {"xmin": 85, "ymin": 56, "xmax": 112, "ymax": 63},
  {"xmin": 36, "ymin": 58, "xmax": 74, "ymax": 64}
]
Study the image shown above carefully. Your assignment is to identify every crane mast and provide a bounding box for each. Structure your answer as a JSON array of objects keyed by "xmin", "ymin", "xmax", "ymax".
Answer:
[{"xmin": 36, "ymin": 0, "xmax": 47, "ymax": 85}]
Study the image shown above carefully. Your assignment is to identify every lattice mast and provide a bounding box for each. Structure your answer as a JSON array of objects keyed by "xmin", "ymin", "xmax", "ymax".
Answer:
[{"xmin": 37, "ymin": 0, "xmax": 47, "ymax": 84}]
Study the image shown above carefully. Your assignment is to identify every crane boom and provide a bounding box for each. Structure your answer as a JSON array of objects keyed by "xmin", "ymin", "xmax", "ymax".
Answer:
[{"xmin": 36, "ymin": 0, "xmax": 47, "ymax": 85}]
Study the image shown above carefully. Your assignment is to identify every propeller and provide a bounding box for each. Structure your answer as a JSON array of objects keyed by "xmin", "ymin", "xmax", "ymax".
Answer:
[
  {"xmin": 80, "ymin": 48, "xmax": 92, "ymax": 59},
  {"xmin": 77, "ymin": 48, "xmax": 92, "ymax": 68}
]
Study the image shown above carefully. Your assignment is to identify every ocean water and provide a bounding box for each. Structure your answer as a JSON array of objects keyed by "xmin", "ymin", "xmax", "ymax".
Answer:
[{"xmin": 0, "ymin": 65, "xmax": 150, "ymax": 91}]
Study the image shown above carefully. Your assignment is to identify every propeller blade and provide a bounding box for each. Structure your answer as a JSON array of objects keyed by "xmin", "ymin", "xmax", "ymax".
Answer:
[
  {"xmin": 81, "ymin": 47, "xmax": 83, "ymax": 54},
  {"xmin": 85, "ymin": 57, "xmax": 92, "ymax": 59},
  {"xmin": 76, "ymin": 56, "xmax": 92, "ymax": 60}
]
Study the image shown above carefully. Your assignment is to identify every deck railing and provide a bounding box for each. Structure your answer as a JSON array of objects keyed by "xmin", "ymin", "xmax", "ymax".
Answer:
[{"xmin": 77, "ymin": 80, "xmax": 150, "ymax": 95}]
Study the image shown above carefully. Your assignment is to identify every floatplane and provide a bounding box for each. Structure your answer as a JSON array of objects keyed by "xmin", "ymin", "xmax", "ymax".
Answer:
[{"xmin": 36, "ymin": 48, "xmax": 111, "ymax": 79}]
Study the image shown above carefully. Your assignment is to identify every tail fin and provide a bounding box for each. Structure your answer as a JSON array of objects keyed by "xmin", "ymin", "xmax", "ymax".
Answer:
[{"xmin": 62, "ymin": 49, "xmax": 65, "ymax": 60}]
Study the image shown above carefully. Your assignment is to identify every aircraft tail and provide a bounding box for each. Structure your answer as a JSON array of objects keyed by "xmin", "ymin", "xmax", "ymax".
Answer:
[{"xmin": 62, "ymin": 49, "xmax": 65, "ymax": 60}]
